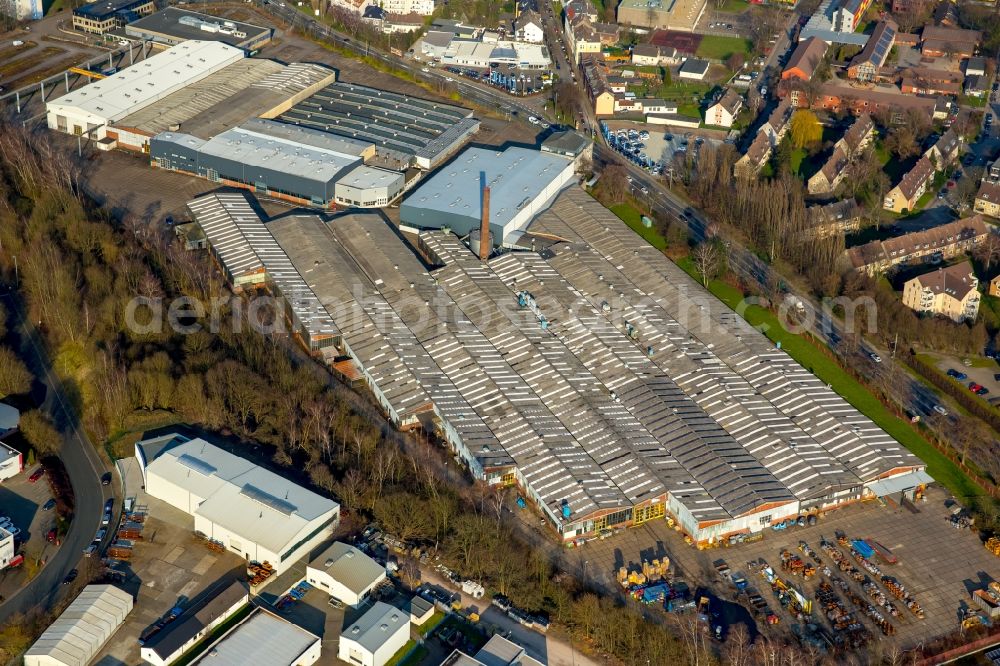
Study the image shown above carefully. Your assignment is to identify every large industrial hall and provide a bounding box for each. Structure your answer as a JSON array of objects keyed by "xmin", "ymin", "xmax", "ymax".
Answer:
[{"xmin": 185, "ymin": 186, "xmax": 929, "ymax": 547}]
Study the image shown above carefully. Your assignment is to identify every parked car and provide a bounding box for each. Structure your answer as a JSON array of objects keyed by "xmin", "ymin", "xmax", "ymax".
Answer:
[
  {"xmin": 28, "ymin": 468, "xmax": 44, "ymax": 483},
  {"xmin": 46, "ymin": 528, "xmax": 57, "ymax": 543},
  {"xmin": 42, "ymin": 498, "xmax": 56, "ymax": 511},
  {"xmin": 869, "ymin": 352, "xmax": 882, "ymax": 363},
  {"xmin": 63, "ymin": 569, "xmax": 78, "ymax": 585},
  {"xmin": 933, "ymin": 404, "xmax": 949, "ymax": 416},
  {"xmin": 104, "ymin": 498, "xmax": 115, "ymax": 513},
  {"xmin": 93, "ymin": 529, "xmax": 106, "ymax": 543},
  {"xmin": 83, "ymin": 544, "xmax": 97, "ymax": 557},
  {"xmin": 948, "ymin": 369, "xmax": 968, "ymax": 380},
  {"xmin": 101, "ymin": 472, "xmax": 112, "ymax": 486},
  {"xmin": 977, "ymin": 387, "xmax": 990, "ymax": 396},
  {"xmin": 101, "ymin": 511, "xmax": 111, "ymax": 526},
  {"xmin": 969, "ymin": 382, "xmax": 983, "ymax": 392}
]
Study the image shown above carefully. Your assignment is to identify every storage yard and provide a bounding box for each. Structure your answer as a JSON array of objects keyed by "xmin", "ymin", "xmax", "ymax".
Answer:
[
  {"xmin": 184, "ymin": 178, "xmax": 930, "ymax": 551},
  {"xmin": 572, "ymin": 485, "xmax": 1000, "ymax": 648}
]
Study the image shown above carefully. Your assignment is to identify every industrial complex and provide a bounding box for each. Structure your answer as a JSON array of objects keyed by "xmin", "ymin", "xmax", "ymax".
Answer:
[
  {"xmin": 24, "ymin": 585, "xmax": 134, "ymax": 666},
  {"xmin": 125, "ymin": 7, "xmax": 274, "ymax": 50},
  {"xmin": 44, "ymin": 41, "xmax": 479, "ymax": 208},
  {"xmin": 184, "ymin": 175, "xmax": 929, "ymax": 547}
]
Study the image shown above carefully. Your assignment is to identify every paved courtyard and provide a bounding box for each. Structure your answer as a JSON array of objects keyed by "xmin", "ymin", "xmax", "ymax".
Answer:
[{"xmin": 572, "ymin": 486, "xmax": 1000, "ymax": 648}]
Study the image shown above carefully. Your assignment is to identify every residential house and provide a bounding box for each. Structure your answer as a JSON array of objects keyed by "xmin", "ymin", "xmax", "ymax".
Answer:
[
  {"xmin": 847, "ymin": 215, "xmax": 989, "ymax": 275},
  {"xmin": 965, "ymin": 75, "xmax": 987, "ymax": 98},
  {"xmin": 705, "ymin": 89, "xmax": 743, "ymax": 128},
  {"xmin": 884, "ymin": 156, "xmax": 935, "ymax": 213},
  {"xmin": 847, "ymin": 19, "xmax": 896, "ymax": 82},
  {"xmin": 514, "ymin": 10, "xmax": 544, "ymax": 43},
  {"xmin": 592, "ymin": 22, "xmax": 620, "ymax": 44},
  {"xmin": 932, "ymin": 1, "xmax": 959, "ymax": 27},
  {"xmin": 639, "ymin": 98, "xmax": 677, "ymax": 115},
  {"xmin": 382, "ymin": 13, "xmax": 424, "ymax": 33},
  {"xmin": 808, "ymin": 114, "xmax": 874, "ymax": 195},
  {"xmin": 966, "ymin": 56, "xmax": 986, "ymax": 77},
  {"xmin": 920, "ymin": 25, "xmax": 981, "ymax": 59},
  {"xmin": 924, "ymin": 128, "xmax": 962, "ymax": 169},
  {"xmin": 933, "ymin": 97, "xmax": 952, "ymax": 120},
  {"xmin": 735, "ymin": 132, "xmax": 773, "ymax": 178},
  {"xmin": 975, "ymin": 181, "xmax": 1000, "ymax": 219},
  {"xmin": 901, "ymin": 262, "xmax": 980, "ymax": 323},
  {"xmin": 380, "ymin": 0, "xmax": 434, "ymax": 14},
  {"xmin": 797, "ymin": 83, "xmax": 937, "ymax": 122},
  {"xmin": 678, "ymin": 58, "xmax": 710, "ymax": 81},
  {"xmin": 900, "ymin": 67, "xmax": 963, "ymax": 96},
  {"xmin": 568, "ymin": 18, "xmax": 602, "ymax": 63},
  {"xmin": 329, "ymin": 0, "xmax": 375, "ymax": 14},
  {"xmin": 631, "ymin": 43, "xmax": 680, "ymax": 66},
  {"xmin": 583, "ymin": 58, "xmax": 616, "ymax": 115},
  {"xmin": 802, "ymin": 199, "xmax": 863, "ymax": 239},
  {"xmin": 761, "ymin": 99, "xmax": 793, "ymax": 145},
  {"xmin": 989, "ymin": 158, "xmax": 1000, "ymax": 183},
  {"xmin": 831, "ymin": 0, "xmax": 874, "ymax": 33},
  {"xmin": 782, "ymin": 36, "xmax": 827, "ymax": 82}
]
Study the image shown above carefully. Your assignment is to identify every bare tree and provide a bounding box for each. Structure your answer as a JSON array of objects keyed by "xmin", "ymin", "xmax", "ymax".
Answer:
[
  {"xmin": 602, "ymin": 164, "xmax": 629, "ymax": 203},
  {"xmin": 976, "ymin": 227, "xmax": 1000, "ymax": 272},
  {"xmin": 693, "ymin": 242, "xmax": 721, "ymax": 287}
]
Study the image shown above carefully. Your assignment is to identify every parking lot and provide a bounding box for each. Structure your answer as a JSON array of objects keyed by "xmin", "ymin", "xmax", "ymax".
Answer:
[
  {"xmin": 573, "ymin": 485, "xmax": 1000, "ymax": 648},
  {"xmin": 602, "ymin": 121, "xmax": 725, "ymax": 174},
  {"xmin": 927, "ymin": 353, "xmax": 1000, "ymax": 406},
  {"xmin": 92, "ymin": 456, "xmax": 245, "ymax": 666},
  {"xmin": 0, "ymin": 465, "xmax": 59, "ymax": 600}
]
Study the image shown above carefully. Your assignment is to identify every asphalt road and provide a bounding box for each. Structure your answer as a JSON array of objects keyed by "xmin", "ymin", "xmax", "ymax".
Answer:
[{"xmin": 0, "ymin": 294, "xmax": 107, "ymax": 624}]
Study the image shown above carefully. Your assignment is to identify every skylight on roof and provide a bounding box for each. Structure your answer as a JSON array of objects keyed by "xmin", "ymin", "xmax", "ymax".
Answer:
[{"xmin": 240, "ymin": 483, "xmax": 297, "ymax": 515}]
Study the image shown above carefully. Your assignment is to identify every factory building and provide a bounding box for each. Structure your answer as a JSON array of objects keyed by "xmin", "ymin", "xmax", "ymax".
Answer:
[
  {"xmin": 334, "ymin": 165, "xmax": 406, "ymax": 208},
  {"xmin": 72, "ymin": 0, "xmax": 154, "ymax": 34},
  {"xmin": 24, "ymin": 585, "xmax": 133, "ymax": 666},
  {"xmin": 190, "ymin": 609, "xmax": 321, "ymax": 666},
  {"xmin": 339, "ymin": 602, "xmax": 410, "ymax": 666},
  {"xmin": 46, "ymin": 41, "xmax": 244, "ymax": 141},
  {"xmin": 152, "ymin": 122, "xmax": 364, "ymax": 208},
  {"xmin": 187, "ymin": 189, "xmax": 929, "ymax": 546},
  {"xmin": 109, "ymin": 60, "xmax": 335, "ymax": 152},
  {"xmin": 399, "ymin": 146, "xmax": 575, "ymax": 245},
  {"xmin": 136, "ymin": 432, "xmax": 340, "ymax": 574},
  {"xmin": 278, "ymin": 82, "xmax": 479, "ymax": 169},
  {"xmin": 125, "ymin": 7, "xmax": 273, "ymax": 50}
]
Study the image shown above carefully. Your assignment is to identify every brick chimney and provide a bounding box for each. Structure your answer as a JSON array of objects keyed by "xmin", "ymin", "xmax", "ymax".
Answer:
[{"xmin": 479, "ymin": 184, "xmax": 491, "ymax": 261}]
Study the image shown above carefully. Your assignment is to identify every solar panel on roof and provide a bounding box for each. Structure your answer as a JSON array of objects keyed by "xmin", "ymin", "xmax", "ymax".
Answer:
[
  {"xmin": 240, "ymin": 483, "xmax": 297, "ymax": 515},
  {"xmin": 177, "ymin": 453, "xmax": 217, "ymax": 476}
]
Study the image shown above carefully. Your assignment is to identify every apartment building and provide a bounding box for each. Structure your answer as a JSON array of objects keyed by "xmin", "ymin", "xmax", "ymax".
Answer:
[
  {"xmin": 901, "ymin": 262, "xmax": 980, "ymax": 322},
  {"xmin": 705, "ymin": 89, "xmax": 743, "ymax": 128},
  {"xmin": 884, "ymin": 156, "xmax": 935, "ymax": 213},
  {"xmin": 847, "ymin": 215, "xmax": 989, "ymax": 275}
]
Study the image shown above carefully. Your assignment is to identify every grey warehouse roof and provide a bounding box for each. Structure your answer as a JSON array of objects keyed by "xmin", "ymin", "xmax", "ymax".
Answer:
[
  {"xmin": 343, "ymin": 602, "xmax": 409, "ymax": 653},
  {"xmin": 399, "ymin": 146, "xmax": 572, "ymax": 232},
  {"xmin": 278, "ymin": 81, "xmax": 476, "ymax": 164},
  {"xmin": 192, "ymin": 610, "xmax": 318, "ymax": 666},
  {"xmin": 25, "ymin": 585, "xmax": 133, "ymax": 664},
  {"xmin": 186, "ymin": 191, "xmax": 340, "ymax": 344},
  {"xmin": 309, "ymin": 542, "xmax": 385, "ymax": 594}
]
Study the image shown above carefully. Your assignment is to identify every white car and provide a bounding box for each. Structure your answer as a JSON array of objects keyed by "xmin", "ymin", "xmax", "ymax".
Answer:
[
  {"xmin": 933, "ymin": 405, "xmax": 948, "ymax": 416},
  {"xmin": 421, "ymin": 67, "xmax": 429, "ymax": 73},
  {"xmin": 641, "ymin": 187, "xmax": 649, "ymax": 194},
  {"xmin": 443, "ymin": 76, "xmax": 454, "ymax": 82},
  {"xmin": 869, "ymin": 352, "xmax": 882, "ymax": 363},
  {"xmin": 528, "ymin": 116, "xmax": 539, "ymax": 124}
]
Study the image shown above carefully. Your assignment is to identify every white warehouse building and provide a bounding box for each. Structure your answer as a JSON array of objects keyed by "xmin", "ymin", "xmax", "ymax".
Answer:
[
  {"xmin": 306, "ymin": 542, "xmax": 386, "ymax": 607},
  {"xmin": 24, "ymin": 585, "xmax": 133, "ymax": 666},
  {"xmin": 45, "ymin": 40, "xmax": 243, "ymax": 141},
  {"xmin": 136, "ymin": 433, "xmax": 339, "ymax": 574},
  {"xmin": 338, "ymin": 601, "xmax": 410, "ymax": 666},
  {"xmin": 334, "ymin": 165, "xmax": 406, "ymax": 208}
]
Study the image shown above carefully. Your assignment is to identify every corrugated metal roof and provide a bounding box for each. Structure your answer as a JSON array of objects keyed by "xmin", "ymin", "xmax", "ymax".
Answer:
[
  {"xmin": 25, "ymin": 585, "xmax": 133, "ymax": 664},
  {"xmin": 193, "ymin": 610, "xmax": 318, "ymax": 666},
  {"xmin": 308, "ymin": 542, "xmax": 385, "ymax": 595}
]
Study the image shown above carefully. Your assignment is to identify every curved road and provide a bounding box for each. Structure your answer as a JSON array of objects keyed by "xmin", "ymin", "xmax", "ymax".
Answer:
[{"xmin": 0, "ymin": 294, "xmax": 107, "ymax": 624}]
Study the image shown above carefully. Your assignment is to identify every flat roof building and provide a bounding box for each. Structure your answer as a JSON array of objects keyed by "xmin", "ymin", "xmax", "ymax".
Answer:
[
  {"xmin": 339, "ymin": 602, "xmax": 410, "ymax": 666},
  {"xmin": 399, "ymin": 146, "xmax": 576, "ymax": 245},
  {"xmin": 678, "ymin": 58, "xmax": 710, "ymax": 80},
  {"xmin": 152, "ymin": 120, "xmax": 364, "ymax": 208},
  {"xmin": 191, "ymin": 609, "xmax": 320, "ymax": 666},
  {"xmin": 46, "ymin": 40, "xmax": 244, "ymax": 140},
  {"xmin": 125, "ymin": 7, "xmax": 273, "ymax": 50},
  {"xmin": 24, "ymin": 585, "xmax": 133, "ymax": 666},
  {"xmin": 306, "ymin": 542, "xmax": 387, "ymax": 607},
  {"xmin": 335, "ymin": 165, "xmax": 406, "ymax": 208},
  {"xmin": 278, "ymin": 82, "xmax": 479, "ymax": 169},
  {"xmin": 73, "ymin": 0, "xmax": 154, "ymax": 34},
  {"xmin": 137, "ymin": 433, "xmax": 339, "ymax": 574}
]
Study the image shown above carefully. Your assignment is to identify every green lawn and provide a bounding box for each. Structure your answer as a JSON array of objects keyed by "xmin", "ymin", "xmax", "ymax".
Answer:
[
  {"xmin": 417, "ymin": 611, "xmax": 446, "ymax": 637},
  {"xmin": 714, "ymin": 0, "xmax": 749, "ymax": 13},
  {"xmin": 671, "ymin": 256, "xmax": 985, "ymax": 501},
  {"xmin": 385, "ymin": 640, "xmax": 420, "ymax": 666},
  {"xmin": 790, "ymin": 148, "xmax": 807, "ymax": 176},
  {"xmin": 695, "ymin": 35, "xmax": 752, "ymax": 61},
  {"xmin": 959, "ymin": 95, "xmax": 988, "ymax": 108},
  {"xmin": 610, "ymin": 203, "xmax": 666, "ymax": 250}
]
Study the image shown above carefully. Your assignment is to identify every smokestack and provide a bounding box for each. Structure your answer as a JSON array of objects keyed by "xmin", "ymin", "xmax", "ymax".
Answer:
[{"xmin": 479, "ymin": 184, "xmax": 491, "ymax": 261}]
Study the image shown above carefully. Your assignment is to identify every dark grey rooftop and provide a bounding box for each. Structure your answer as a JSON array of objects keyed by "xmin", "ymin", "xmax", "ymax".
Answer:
[{"xmin": 125, "ymin": 7, "xmax": 272, "ymax": 46}]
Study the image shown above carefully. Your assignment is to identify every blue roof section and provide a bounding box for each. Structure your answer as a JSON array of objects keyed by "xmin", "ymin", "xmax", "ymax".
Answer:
[{"xmin": 73, "ymin": 0, "xmax": 148, "ymax": 19}]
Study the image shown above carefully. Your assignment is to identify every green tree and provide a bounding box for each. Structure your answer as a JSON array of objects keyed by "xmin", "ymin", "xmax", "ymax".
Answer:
[
  {"xmin": 789, "ymin": 110, "xmax": 822, "ymax": 148},
  {"xmin": 19, "ymin": 410, "xmax": 61, "ymax": 457}
]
